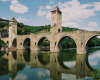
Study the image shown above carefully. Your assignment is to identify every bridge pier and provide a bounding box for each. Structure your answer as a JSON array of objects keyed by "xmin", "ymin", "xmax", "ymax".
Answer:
[
  {"xmin": 8, "ymin": 37, "xmax": 12, "ymax": 47},
  {"xmin": 77, "ymin": 30, "xmax": 87, "ymax": 54},
  {"xmin": 50, "ymin": 31, "xmax": 60, "ymax": 52},
  {"xmin": 16, "ymin": 36, "xmax": 26, "ymax": 49},
  {"xmin": 50, "ymin": 42, "xmax": 59, "ymax": 52},
  {"xmin": 30, "ymin": 34, "xmax": 40, "ymax": 51}
]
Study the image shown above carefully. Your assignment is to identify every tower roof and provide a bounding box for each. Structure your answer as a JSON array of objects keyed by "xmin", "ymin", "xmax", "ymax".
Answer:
[
  {"xmin": 10, "ymin": 17, "xmax": 17, "ymax": 22},
  {"xmin": 51, "ymin": 6, "xmax": 62, "ymax": 13}
]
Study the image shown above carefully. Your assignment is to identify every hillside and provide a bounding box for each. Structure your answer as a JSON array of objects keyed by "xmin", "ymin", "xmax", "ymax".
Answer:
[{"xmin": 17, "ymin": 23, "xmax": 78, "ymax": 35}]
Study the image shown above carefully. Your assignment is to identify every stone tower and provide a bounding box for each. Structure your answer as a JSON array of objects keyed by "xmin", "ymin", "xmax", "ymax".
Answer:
[
  {"xmin": 51, "ymin": 6, "xmax": 62, "ymax": 33},
  {"xmin": 9, "ymin": 17, "xmax": 17, "ymax": 37},
  {"xmin": 50, "ymin": 6, "xmax": 62, "ymax": 52},
  {"xmin": 9, "ymin": 17, "xmax": 17, "ymax": 47}
]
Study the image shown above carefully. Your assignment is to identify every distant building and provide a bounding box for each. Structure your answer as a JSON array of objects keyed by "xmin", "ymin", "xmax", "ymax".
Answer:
[{"xmin": 0, "ymin": 18, "xmax": 9, "ymax": 24}]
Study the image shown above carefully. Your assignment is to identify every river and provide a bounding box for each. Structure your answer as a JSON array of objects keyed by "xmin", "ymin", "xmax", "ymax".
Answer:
[{"xmin": 0, "ymin": 47, "xmax": 100, "ymax": 80}]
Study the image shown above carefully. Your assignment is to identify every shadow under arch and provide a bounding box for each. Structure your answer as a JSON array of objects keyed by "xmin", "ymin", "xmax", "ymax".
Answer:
[
  {"xmin": 38, "ymin": 36, "xmax": 50, "ymax": 51},
  {"xmin": 57, "ymin": 35, "xmax": 77, "ymax": 52},
  {"xmin": 23, "ymin": 50, "xmax": 30, "ymax": 62},
  {"xmin": 23, "ymin": 38, "xmax": 30, "ymax": 49},
  {"xmin": 12, "ymin": 38, "xmax": 17, "ymax": 47},
  {"xmin": 37, "ymin": 52, "xmax": 50, "ymax": 65}
]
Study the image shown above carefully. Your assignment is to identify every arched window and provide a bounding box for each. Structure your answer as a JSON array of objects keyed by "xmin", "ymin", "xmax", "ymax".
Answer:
[
  {"xmin": 35, "ymin": 42, "xmax": 36, "ymax": 45},
  {"xmin": 55, "ymin": 42, "xmax": 56, "ymax": 46},
  {"xmin": 58, "ymin": 29, "xmax": 60, "ymax": 32},
  {"xmin": 7, "ymin": 41, "xmax": 9, "ymax": 44}
]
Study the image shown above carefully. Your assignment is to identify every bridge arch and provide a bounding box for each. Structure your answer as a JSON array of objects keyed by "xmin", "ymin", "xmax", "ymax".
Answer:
[
  {"xmin": 23, "ymin": 38, "xmax": 30, "ymax": 49},
  {"xmin": 57, "ymin": 35, "xmax": 77, "ymax": 52},
  {"xmin": 85, "ymin": 34, "xmax": 100, "ymax": 47},
  {"xmin": 12, "ymin": 38, "xmax": 17, "ymax": 47},
  {"xmin": 38, "ymin": 36, "xmax": 50, "ymax": 51}
]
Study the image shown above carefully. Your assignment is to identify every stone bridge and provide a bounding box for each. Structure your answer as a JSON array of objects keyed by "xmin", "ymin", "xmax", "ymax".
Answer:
[
  {"xmin": 1, "ymin": 50, "xmax": 93, "ymax": 79},
  {"xmin": 1, "ymin": 6, "xmax": 100, "ymax": 54}
]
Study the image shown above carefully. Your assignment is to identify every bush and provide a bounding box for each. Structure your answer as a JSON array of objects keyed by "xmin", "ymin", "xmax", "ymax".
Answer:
[
  {"xmin": 0, "ymin": 51, "xmax": 6, "ymax": 57},
  {"xmin": 91, "ymin": 68, "xmax": 100, "ymax": 80},
  {"xmin": 0, "ymin": 39, "xmax": 6, "ymax": 49},
  {"xmin": 0, "ymin": 40, "xmax": 6, "ymax": 46}
]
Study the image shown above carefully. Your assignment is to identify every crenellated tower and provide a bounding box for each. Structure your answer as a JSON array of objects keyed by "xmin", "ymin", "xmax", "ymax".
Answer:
[
  {"xmin": 9, "ymin": 17, "xmax": 17, "ymax": 37},
  {"xmin": 51, "ymin": 6, "xmax": 62, "ymax": 33},
  {"xmin": 50, "ymin": 6, "xmax": 62, "ymax": 52},
  {"xmin": 9, "ymin": 17, "xmax": 17, "ymax": 47}
]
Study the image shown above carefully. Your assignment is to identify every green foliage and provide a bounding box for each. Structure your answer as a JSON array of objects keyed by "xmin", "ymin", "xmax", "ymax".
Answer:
[
  {"xmin": 38, "ymin": 53, "xmax": 50, "ymax": 65},
  {"xmin": 0, "ymin": 22, "xmax": 8, "ymax": 28},
  {"xmin": 0, "ymin": 57, "xmax": 8, "ymax": 76},
  {"xmin": 62, "ymin": 37, "xmax": 76, "ymax": 48},
  {"xmin": 17, "ymin": 23, "xmax": 51, "ymax": 34},
  {"xmin": 0, "ymin": 51, "xmax": 6, "ymax": 57},
  {"xmin": 0, "ymin": 39, "xmax": 6, "ymax": 47},
  {"xmin": 17, "ymin": 23, "xmax": 24, "ymax": 28},
  {"xmin": 17, "ymin": 29, "xmax": 24, "ymax": 35},
  {"xmin": 91, "ymin": 68, "xmax": 100, "ymax": 80},
  {"xmin": 88, "ymin": 37, "xmax": 100, "ymax": 47},
  {"xmin": 42, "ymin": 53, "xmax": 50, "ymax": 64},
  {"xmin": 88, "ymin": 48, "xmax": 100, "ymax": 54},
  {"xmin": 1, "ymin": 29, "xmax": 8, "ymax": 37},
  {"xmin": 62, "ymin": 49, "xmax": 76, "ymax": 61},
  {"xmin": 62, "ymin": 27, "xmax": 78, "ymax": 32},
  {"xmin": 17, "ymin": 64, "xmax": 26, "ymax": 71},
  {"xmin": 42, "ymin": 40, "xmax": 50, "ymax": 46}
]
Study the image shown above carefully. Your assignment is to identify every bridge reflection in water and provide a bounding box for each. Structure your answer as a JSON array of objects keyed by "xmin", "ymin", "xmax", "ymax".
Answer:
[{"xmin": 0, "ymin": 50, "xmax": 93, "ymax": 80}]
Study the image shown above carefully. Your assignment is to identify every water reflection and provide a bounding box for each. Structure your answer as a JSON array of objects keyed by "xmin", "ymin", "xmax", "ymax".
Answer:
[
  {"xmin": 23, "ymin": 50, "xmax": 30, "ymax": 62},
  {"xmin": 38, "ymin": 52, "xmax": 50, "ymax": 65},
  {"xmin": 88, "ymin": 48, "xmax": 100, "ymax": 68},
  {"xmin": 0, "ymin": 49, "xmax": 96, "ymax": 80},
  {"xmin": 58, "ymin": 49, "xmax": 76, "ymax": 68}
]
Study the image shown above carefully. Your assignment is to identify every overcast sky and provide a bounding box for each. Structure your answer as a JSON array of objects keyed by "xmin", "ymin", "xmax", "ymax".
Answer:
[{"xmin": 0, "ymin": 0, "xmax": 100, "ymax": 31}]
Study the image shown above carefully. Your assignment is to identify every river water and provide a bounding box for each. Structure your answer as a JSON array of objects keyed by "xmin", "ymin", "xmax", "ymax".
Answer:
[{"xmin": 0, "ymin": 48, "xmax": 100, "ymax": 80}]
